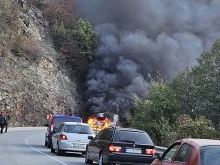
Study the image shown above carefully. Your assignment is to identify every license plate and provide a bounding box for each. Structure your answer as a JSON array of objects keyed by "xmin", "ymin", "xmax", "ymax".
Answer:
[
  {"xmin": 73, "ymin": 143, "xmax": 86, "ymax": 148},
  {"xmin": 126, "ymin": 148, "xmax": 142, "ymax": 154}
]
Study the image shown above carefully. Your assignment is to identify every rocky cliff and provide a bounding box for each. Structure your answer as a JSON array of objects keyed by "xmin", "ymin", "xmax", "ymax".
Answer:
[{"xmin": 0, "ymin": 5, "xmax": 87, "ymax": 126}]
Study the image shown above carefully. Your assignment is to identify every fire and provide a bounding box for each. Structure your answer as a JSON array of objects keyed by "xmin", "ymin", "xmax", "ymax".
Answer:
[{"xmin": 87, "ymin": 116, "xmax": 110, "ymax": 131}]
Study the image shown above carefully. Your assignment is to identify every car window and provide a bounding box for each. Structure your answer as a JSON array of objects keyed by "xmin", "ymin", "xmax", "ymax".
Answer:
[
  {"xmin": 201, "ymin": 145, "xmax": 220, "ymax": 165},
  {"xmin": 57, "ymin": 124, "xmax": 65, "ymax": 133},
  {"xmin": 161, "ymin": 142, "xmax": 181, "ymax": 162},
  {"xmin": 94, "ymin": 129, "xmax": 104, "ymax": 140},
  {"xmin": 113, "ymin": 131, "xmax": 153, "ymax": 144},
  {"xmin": 99, "ymin": 129, "xmax": 113, "ymax": 141},
  {"xmin": 174, "ymin": 143, "xmax": 193, "ymax": 163},
  {"xmin": 54, "ymin": 117, "xmax": 81, "ymax": 127},
  {"xmin": 64, "ymin": 125, "xmax": 93, "ymax": 134}
]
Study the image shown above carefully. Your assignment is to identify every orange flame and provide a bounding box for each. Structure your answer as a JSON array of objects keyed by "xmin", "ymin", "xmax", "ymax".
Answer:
[{"xmin": 87, "ymin": 116, "xmax": 110, "ymax": 131}]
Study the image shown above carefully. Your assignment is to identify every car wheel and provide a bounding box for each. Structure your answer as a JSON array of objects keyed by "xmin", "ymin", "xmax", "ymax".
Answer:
[
  {"xmin": 85, "ymin": 151, "xmax": 93, "ymax": 164},
  {"xmin": 99, "ymin": 154, "xmax": 107, "ymax": 165},
  {"xmin": 51, "ymin": 142, "xmax": 55, "ymax": 153},
  {"xmin": 56, "ymin": 143, "xmax": 63, "ymax": 156}
]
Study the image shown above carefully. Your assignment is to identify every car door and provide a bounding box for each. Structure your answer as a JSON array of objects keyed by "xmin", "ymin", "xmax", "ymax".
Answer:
[
  {"xmin": 93, "ymin": 129, "xmax": 107, "ymax": 160},
  {"xmin": 52, "ymin": 124, "xmax": 64, "ymax": 149},
  {"xmin": 87, "ymin": 130, "xmax": 103, "ymax": 160},
  {"xmin": 93, "ymin": 129, "xmax": 113, "ymax": 160},
  {"xmin": 151, "ymin": 142, "xmax": 181, "ymax": 165},
  {"xmin": 100, "ymin": 129, "xmax": 113, "ymax": 162}
]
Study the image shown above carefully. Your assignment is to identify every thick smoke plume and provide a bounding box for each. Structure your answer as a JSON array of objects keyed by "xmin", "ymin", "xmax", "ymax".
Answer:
[{"xmin": 76, "ymin": 0, "xmax": 220, "ymax": 115}]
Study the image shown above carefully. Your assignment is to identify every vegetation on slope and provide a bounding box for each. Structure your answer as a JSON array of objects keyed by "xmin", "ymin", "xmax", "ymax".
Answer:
[{"xmin": 132, "ymin": 39, "xmax": 220, "ymax": 146}]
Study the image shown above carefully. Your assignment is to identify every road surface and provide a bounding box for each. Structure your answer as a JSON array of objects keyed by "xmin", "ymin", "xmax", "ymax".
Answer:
[{"xmin": 0, "ymin": 127, "xmax": 93, "ymax": 165}]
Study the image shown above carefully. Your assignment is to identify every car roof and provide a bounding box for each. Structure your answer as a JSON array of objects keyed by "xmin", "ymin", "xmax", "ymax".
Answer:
[
  {"xmin": 62, "ymin": 122, "xmax": 90, "ymax": 126},
  {"xmin": 53, "ymin": 115, "xmax": 81, "ymax": 119},
  {"xmin": 181, "ymin": 139, "xmax": 220, "ymax": 147},
  {"xmin": 113, "ymin": 127, "xmax": 146, "ymax": 133}
]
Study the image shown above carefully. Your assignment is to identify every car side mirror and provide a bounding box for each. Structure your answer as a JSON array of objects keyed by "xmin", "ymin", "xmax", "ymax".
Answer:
[
  {"xmin": 44, "ymin": 123, "xmax": 49, "ymax": 127},
  {"xmin": 155, "ymin": 153, "xmax": 162, "ymax": 160},
  {"xmin": 88, "ymin": 135, "xmax": 94, "ymax": 140}
]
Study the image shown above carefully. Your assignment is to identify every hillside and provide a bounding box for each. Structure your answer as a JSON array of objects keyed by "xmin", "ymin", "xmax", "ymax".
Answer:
[{"xmin": 0, "ymin": 1, "xmax": 89, "ymax": 126}]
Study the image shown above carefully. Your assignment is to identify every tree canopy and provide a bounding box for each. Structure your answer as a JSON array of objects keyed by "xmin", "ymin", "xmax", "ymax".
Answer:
[
  {"xmin": 132, "ymin": 39, "xmax": 220, "ymax": 146},
  {"xmin": 72, "ymin": 19, "xmax": 97, "ymax": 58}
]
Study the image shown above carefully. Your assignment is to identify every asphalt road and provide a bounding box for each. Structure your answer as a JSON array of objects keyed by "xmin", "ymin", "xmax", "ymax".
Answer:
[{"xmin": 0, "ymin": 127, "xmax": 95, "ymax": 165}]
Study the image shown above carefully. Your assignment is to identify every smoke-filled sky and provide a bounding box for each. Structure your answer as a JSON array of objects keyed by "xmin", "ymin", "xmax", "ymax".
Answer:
[{"xmin": 76, "ymin": 0, "xmax": 220, "ymax": 115}]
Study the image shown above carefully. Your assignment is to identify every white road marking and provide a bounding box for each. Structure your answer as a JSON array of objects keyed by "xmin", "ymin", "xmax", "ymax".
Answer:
[{"xmin": 25, "ymin": 135, "xmax": 68, "ymax": 165}]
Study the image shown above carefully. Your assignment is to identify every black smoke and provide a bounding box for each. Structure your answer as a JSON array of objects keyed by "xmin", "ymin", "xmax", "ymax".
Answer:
[{"xmin": 76, "ymin": 0, "xmax": 220, "ymax": 115}]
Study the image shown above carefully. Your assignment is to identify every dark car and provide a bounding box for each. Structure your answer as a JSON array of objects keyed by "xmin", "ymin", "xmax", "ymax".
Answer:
[
  {"xmin": 151, "ymin": 138, "xmax": 220, "ymax": 165},
  {"xmin": 85, "ymin": 127, "xmax": 156, "ymax": 165},
  {"xmin": 44, "ymin": 115, "xmax": 82, "ymax": 148}
]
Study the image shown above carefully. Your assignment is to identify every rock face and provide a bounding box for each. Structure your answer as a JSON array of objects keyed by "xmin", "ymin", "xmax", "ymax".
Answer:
[{"xmin": 0, "ymin": 6, "xmax": 85, "ymax": 126}]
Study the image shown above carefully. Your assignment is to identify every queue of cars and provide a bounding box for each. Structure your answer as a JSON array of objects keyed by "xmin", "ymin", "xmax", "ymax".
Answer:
[{"xmin": 44, "ymin": 115, "xmax": 220, "ymax": 165}]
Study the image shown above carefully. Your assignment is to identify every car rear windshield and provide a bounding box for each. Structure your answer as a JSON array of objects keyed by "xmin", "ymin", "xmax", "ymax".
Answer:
[
  {"xmin": 54, "ymin": 117, "xmax": 81, "ymax": 127},
  {"xmin": 64, "ymin": 125, "xmax": 93, "ymax": 134},
  {"xmin": 201, "ymin": 145, "xmax": 220, "ymax": 165},
  {"xmin": 113, "ymin": 130, "xmax": 153, "ymax": 144}
]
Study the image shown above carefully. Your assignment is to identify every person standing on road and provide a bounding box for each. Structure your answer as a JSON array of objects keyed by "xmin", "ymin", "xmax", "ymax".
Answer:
[
  {"xmin": 4, "ymin": 111, "xmax": 10, "ymax": 133},
  {"xmin": 0, "ymin": 112, "xmax": 6, "ymax": 134}
]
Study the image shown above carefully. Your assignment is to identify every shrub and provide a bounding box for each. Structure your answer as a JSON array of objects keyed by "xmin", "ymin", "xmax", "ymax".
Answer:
[
  {"xmin": 176, "ymin": 115, "xmax": 220, "ymax": 140},
  {"xmin": 43, "ymin": 0, "xmax": 78, "ymax": 29},
  {"xmin": 131, "ymin": 97, "xmax": 177, "ymax": 146},
  {"xmin": 0, "ymin": 0, "xmax": 19, "ymax": 51},
  {"xmin": 12, "ymin": 46, "xmax": 23, "ymax": 57}
]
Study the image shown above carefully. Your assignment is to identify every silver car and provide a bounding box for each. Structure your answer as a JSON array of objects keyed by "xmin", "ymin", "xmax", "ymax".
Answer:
[{"xmin": 51, "ymin": 122, "xmax": 95, "ymax": 156}]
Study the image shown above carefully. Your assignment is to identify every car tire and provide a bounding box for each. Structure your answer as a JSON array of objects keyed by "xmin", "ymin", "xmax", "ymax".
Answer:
[
  {"xmin": 51, "ymin": 142, "xmax": 55, "ymax": 153},
  {"xmin": 85, "ymin": 151, "xmax": 93, "ymax": 164},
  {"xmin": 56, "ymin": 143, "xmax": 63, "ymax": 156},
  {"xmin": 99, "ymin": 153, "xmax": 108, "ymax": 165}
]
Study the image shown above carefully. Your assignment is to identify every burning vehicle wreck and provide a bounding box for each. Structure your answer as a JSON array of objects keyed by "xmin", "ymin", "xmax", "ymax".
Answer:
[{"xmin": 87, "ymin": 113, "xmax": 118, "ymax": 133}]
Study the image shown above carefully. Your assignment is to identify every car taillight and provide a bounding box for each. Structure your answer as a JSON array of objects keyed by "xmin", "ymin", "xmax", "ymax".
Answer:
[
  {"xmin": 50, "ymin": 119, "xmax": 54, "ymax": 132},
  {"xmin": 145, "ymin": 148, "xmax": 156, "ymax": 155},
  {"xmin": 60, "ymin": 134, "xmax": 68, "ymax": 140},
  {"xmin": 108, "ymin": 144, "xmax": 122, "ymax": 152}
]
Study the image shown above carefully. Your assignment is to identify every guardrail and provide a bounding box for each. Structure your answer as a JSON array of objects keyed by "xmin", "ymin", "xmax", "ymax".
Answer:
[{"xmin": 155, "ymin": 146, "xmax": 167, "ymax": 155}]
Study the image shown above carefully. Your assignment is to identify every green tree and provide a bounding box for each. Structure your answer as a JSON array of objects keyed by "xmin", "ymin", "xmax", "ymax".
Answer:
[
  {"xmin": 172, "ymin": 39, "xmax": 220, "ymax": 127},
  {"xmin": 190, "ymin": 39, "xmax": 220, "ymax": 126},
  {"xmin": 132, "ymin": 39, "xmax": 220, "ymax": 146},
  {"xmin": 171, "ymin": 69, "xmax": 197, "ymax": 116},
  {"xmin": 176, "ymin": 115, "xmax": 220, "ymax": 139},
  {"xmin": 72, "ymin": 19, "xmax": 97, "ymax": 58},
  {"xmin": 131, "ymin": 82, "xmax": 179, "ymax": 146}
]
